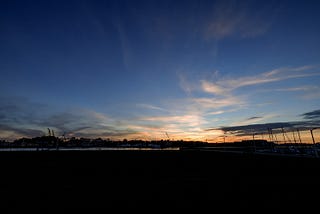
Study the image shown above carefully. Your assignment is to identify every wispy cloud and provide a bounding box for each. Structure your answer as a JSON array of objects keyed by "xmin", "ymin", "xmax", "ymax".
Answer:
[
  {"xmin": 227, "ymin": 66, "xmax": 318, "ymax": 89},
  {"xmin": 0, "ymin": 124, "xmax": 45, "ymax": 140},
  {"xmin": 181, "ymin": 65, "xmax": 318, "ymax": 113},
  {"xmin": 178, "ymin": 72, "xmax": 197, "ymax": 95},
  {"xmin": 205, "ymin": 109, "xmax": 320, "ymax": 142},
  {"xmin": 173, "ymin": 64, "xmax": 320, "ymax": 140},
  {"xmin": 201, "ymin": 65, "xmax": 319, "ymax": 96},
  {"xmin": 201, "ymin": 80, "xmax": 226, "ymax": 95},
  {"xmin": 0, "ymin": 96, "xmax": 139, "ymax": 140},
  {"xmin": 207, "ymin": 122, "xmax": 294, "ymax": 135},
  {"xmin": 140, "ymin": 114, "xmax": 206, "ymax": 127},
  {"xmin": 207, "ymin": 120, "xmax": 320, "ymax": 137},
  {"xmin": 247, "ymin": 116, "xmax": 263, "ymax": 121},
  {"xmin": 302, "ymin": 91, "xmax": 320, "ymax": 100},
  {"xmin": 264, "ymin": 65, "xmax": 316, "ymax": 76},
  {"xmin": 0, "ymin": 96, "xmax": 223, "ymax": 142},
  {"xmin": 204, "ymin": 0, "xmax": 276, "ymax": 40},
  {"xmin": 191, "ymin": 96, "xmax": 245, "ymax": 110},
  {"xmin": 301, "ymin": 109, "xmax": 320, "ymax": 120},
  {"xmin": 274, "ymin": 86, "xmax": 317, "ymax": 92},
  {"xmin": 113, "ymin": 15, "xmax": 133, "ymax": 72},
  {"xmin": 136, "ymin": 103, "xmax": 168, "ymax": 112},
  {"xmin": 231, "ymin": 114, "xmax": 278, "ymax": 126},
  {"xmin": 253, "ymin": 84, "xmax": 320, "ymax": 101},
  {"xmin": 206, "ymin": 110, "xmax": 225, "ymax": 115}
]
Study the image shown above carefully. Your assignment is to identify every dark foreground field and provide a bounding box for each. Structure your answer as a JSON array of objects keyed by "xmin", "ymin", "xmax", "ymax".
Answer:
[{"xmin": 1, "ymin": 150, "xmax": 320, "ymax": 213}]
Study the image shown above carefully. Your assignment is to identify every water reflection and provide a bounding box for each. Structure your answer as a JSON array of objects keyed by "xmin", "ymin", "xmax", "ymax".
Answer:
[{"xmin": 0, "ymin": 147, "xmax": 180, "ymax": 151}]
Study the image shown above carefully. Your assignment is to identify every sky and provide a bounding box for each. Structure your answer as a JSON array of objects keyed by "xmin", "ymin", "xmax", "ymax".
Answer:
[{"xmin": 1, "ymin": 0, "xmax": 320, "ymax": 143}]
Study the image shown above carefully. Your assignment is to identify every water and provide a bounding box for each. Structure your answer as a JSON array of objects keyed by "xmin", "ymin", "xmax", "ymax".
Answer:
[{"xmin": 0, "ymin": 147, "xmax": 180, "ymax": 151}]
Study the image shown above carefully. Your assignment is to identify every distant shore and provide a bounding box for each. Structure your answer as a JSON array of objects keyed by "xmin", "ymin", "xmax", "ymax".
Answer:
[{"xmin": 1, "ymin": 137, "xmax": 319, "ymax": 158}]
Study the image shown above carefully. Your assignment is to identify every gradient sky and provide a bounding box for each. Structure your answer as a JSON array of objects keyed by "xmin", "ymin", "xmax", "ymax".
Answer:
[{"xmin": 1, "ymin": 0, "xmax": 320, "ymax": 142}]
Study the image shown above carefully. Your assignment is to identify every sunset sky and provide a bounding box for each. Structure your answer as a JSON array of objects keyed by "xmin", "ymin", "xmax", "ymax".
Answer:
[{"xmin": 1, "ymin": 0, "xmax": 320, "ymax": 142}]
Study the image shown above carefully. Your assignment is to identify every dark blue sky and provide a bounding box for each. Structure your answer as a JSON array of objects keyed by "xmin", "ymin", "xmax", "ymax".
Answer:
[{"xmin": 1, "ymin": 0, "xmax": 320, "ymax": 142}]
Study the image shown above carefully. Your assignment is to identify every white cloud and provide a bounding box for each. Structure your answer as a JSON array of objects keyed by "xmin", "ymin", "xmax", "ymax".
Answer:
[
  {"xmin": 201, "ymin": 80, "xmax": 227, "ymax": 95},
  {"xmin": 140, "ymin": 114, "xmax": 206, "ymax": 127},
  {"xmin": 201, "ymin": 65, "xmax": 319, "ymax": 95},
  {"xmin": 264, "ymin": 65, "xmax": 316, "ymax": 77},
  {"xmin": 191, "ymin": 96, "xmax": 244, "ymax": 110},
  {"xmin": 275, "ymin": 86, "xmax": 317, "ymax": 92},
  {"xmin": 137, "ymin": 103, "xmax": 168, "ymax": 112},
  {"xmin": 206, "ymin": 110, "xmax": 225, "ymax": 115}
]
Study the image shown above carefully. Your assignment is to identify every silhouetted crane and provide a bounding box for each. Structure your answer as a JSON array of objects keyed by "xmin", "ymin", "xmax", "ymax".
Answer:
[
  {"xmin": 165, "ymin": 132, "xmax": 170, "ymax": 140},
  {"xmin": 281, "ymin": 127, "xmax": 286, "ymax": 143},
  {"xmin": 292, "ymin": 129, "xmax": 297, "ymax": 143},
  {"xmin": 62, "ymin": 132, "xmax": 66, "ymax": 141},
  {"xmin": 310, "ymin": 128, "xmax": 319, "ymax": 157},
  {"xmin": 310, "ymin": 128, "xmax": 319, "ymax": 144},
  {"xmin": 297, "ymin": 128, "xmax": 302, "ymax": 143}
]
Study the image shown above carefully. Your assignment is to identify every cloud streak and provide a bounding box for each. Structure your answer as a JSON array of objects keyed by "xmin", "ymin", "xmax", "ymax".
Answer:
[
  {"xmin": 207, "ymin": 120, "xmax": 320, "ymax": 136},
  {"xmin": 201, "ymin": 65, "xmax": 319, "ymax": 96},
  {"xmin": 136, "ymin": 103, "xmax": 168, "ymax": 112},
  {"xmin": 274, "ymin": 86, "xmax": 318, "ymax": 92},
  {"xmin": 206, "ymin": 109, "xmax": 320, "ymax": 142},
  {"xmin": 191, "ymin": 96, "xmax": 245, "ymax": 110},
  {"xmin": 301, "ymin": 109, "xmax": 320, "ymax": 120}
]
